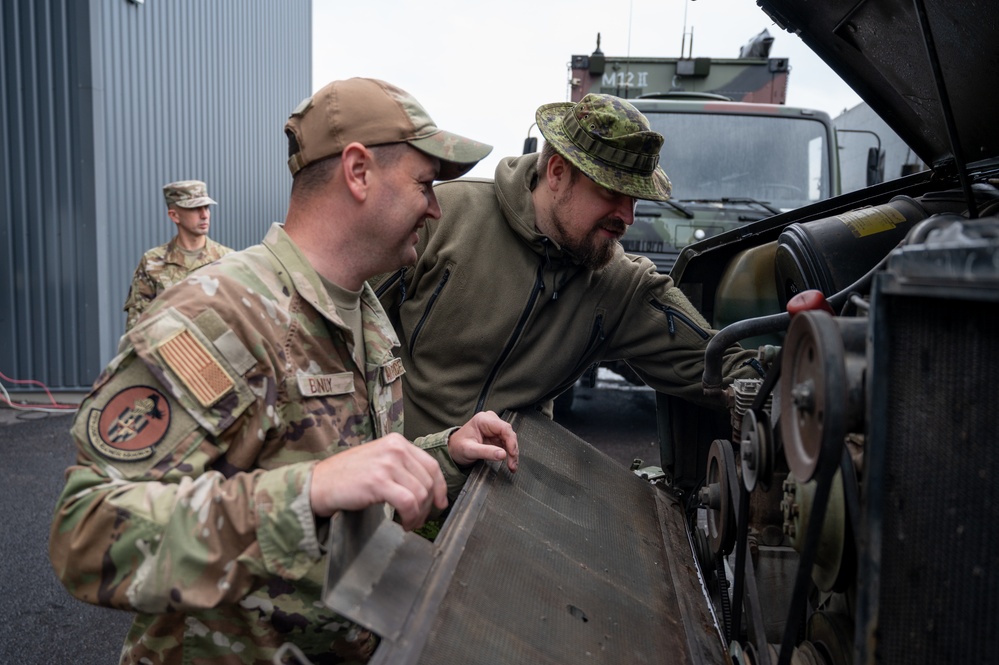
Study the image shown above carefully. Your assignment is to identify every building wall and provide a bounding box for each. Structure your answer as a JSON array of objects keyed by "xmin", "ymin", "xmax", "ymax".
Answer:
[
  {"xmin": 834, "ymin": 101, "xmax": 927, "ymax": 194},
  {"xmin": 1, "ymin": 0, "xmax": 311, "ymax": 391}
]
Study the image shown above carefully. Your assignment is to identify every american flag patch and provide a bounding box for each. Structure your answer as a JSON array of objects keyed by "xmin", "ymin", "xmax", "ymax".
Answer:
[{"xmin": 158, "ymin": 329, "xmax": 234, "ymax": 407}]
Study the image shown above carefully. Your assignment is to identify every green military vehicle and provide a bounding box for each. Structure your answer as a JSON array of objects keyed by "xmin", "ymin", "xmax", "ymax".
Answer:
[
  {"xmin": 568, "ymin": 31, "xmax": 842, "ymax": 279},
  {"xmin": 552, "ymin": 33, "xmax": 860, "ymax": 406},
  {"xmin": 623, "ymin": 99, "xmax": 839, "ymax": 279}
]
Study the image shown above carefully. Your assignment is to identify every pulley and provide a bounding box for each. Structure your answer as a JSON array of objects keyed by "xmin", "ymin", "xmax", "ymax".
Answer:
[
  {"xmin": 701, "ymin": 439, "xmax": 737, "ymax": 556},
  {"xmin": 781, "ymin": 470, "xmax": 847, "ymax": 593},
  {"xmin": 779, "ymin": 311, "xmax": 847, "ymax": 483},
  {"xmin": 806, "ymin": 610, "xmax": 853, "ymax": 665},
  {"xmin": 740, "ymin": 408, "xmax": 773, "ymax": 492}
]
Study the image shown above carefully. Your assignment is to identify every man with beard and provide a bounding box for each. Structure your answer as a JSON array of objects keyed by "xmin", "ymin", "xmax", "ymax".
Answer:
[{"xmin": 375, "ymin": 93, "xmax": 766, "ymax": 440}]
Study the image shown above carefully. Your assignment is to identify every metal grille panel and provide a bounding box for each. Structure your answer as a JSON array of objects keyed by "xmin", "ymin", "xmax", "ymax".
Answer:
[
  {"xmin": 876, "ymin": 295, "xmax": 999, "ymax": 662},
  {"xmin": 413, "ymin": 411, "xmax": 723, "ymax": 665}
]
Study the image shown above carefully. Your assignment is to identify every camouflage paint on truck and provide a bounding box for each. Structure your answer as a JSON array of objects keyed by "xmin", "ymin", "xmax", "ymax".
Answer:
[
  {"xmin": 563, "ymin": 38, "xmax": 839, "ymax": 277},
  {"xmin": 569, "ymin": 53, "xmax": 790, "ymax": 104}
]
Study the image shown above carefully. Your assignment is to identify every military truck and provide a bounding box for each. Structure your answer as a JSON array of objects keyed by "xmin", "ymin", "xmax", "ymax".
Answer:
[
  {"xmin": 569, "ymin": 30, "xmax": 791, "ymax": 104},
  {"xmin": 552, "ymin": 34, "xmax": 859, "ymax": 407},
  {"xmin": 567, "ymin": 31, "xmax": 844, "ymax": 277}
]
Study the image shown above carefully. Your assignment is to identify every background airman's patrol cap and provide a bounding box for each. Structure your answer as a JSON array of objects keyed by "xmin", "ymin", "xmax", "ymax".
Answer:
[
  {"xmin": 536, "ymin": 94, "xmax": 672, "ymax": 201},
  {"xmin": 162, "ymin": 180, "xmax": 217, "ymax": 208},
  {"xmin": 284, "ymin": 77, "xmax": 493, "ymax": 181}
]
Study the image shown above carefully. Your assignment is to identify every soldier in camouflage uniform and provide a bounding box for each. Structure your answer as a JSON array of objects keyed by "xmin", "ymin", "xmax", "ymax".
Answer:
[
  {"xmin": 123, "ymin": 180, "xmax": 235, "ymax": 331},
  {"xmin": 50, "ymin": 77, "xmax": 517, "ymax": 665}
]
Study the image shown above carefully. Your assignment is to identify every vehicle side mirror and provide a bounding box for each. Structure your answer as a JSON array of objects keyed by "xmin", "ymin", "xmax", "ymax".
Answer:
[
  {"xmin": 866, "ymin": 147, "xmax": 885, "ymax": 186},
  {"xmin": 523, "ymin": 136, "xmax": 538, "ymax": 155}
]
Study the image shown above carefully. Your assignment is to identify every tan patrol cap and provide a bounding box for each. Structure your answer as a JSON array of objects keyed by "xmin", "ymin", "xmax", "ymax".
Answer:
[
  {"xmin": 284, "ymin": 77, "xmax": 492, "ymax": 181},
  {"xmin": 162, "ymin": 180, "xmax": 217, "ymax": 208}
]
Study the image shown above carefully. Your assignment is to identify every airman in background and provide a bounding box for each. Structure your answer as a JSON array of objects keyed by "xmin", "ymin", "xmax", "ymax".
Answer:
[{"xmin": 122, "ymin": 179, "xmax": 234, "ymax": 330}]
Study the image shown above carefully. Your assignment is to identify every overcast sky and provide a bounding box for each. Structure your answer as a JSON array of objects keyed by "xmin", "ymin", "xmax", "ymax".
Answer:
[{"xmin": 312, "ymin": 0, "xmax": 863, "ymax": 179}]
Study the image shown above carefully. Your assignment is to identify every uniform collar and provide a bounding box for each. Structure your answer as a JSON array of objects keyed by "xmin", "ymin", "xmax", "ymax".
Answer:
[
  {"xmin": 261, "ymin": 223, "xmax": 400, "ymax": 353},
  {"xmin": 162, "ymin": 236, "xmax": 211, "ymax": 266}
]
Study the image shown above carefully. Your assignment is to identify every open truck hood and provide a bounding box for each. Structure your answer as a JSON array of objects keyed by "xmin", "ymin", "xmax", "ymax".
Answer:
[{"xmin": 757, "ymin": 0, "xmax": 999, "ymax": 170}]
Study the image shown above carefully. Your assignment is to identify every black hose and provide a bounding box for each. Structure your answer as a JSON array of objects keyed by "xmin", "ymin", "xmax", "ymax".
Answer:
[
  {"xmin": 702, "ymin": 235, "xmax": 904, "ymax": 393},
  {"xmin": 702, "ymin": 311, "xmax": 790, "ymax": 392}
]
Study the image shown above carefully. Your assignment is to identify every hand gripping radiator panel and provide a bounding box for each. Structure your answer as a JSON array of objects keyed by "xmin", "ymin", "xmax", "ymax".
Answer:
[{"xmin": 323, "ymin": 409, "xmax": 728, "ymax": 665}]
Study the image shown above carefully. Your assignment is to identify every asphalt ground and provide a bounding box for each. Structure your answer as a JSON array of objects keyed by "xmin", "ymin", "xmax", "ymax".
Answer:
[
  {"xmin": 553, "ymin": 372, "xmax": 661, "ymax": 471},
  {"xmin": 0, "ymin": 375, "xmax": 658, "ymax": 663},
  {"xmin": 0, "ymin": 409, "xmax": 131, "ymax": 664}
]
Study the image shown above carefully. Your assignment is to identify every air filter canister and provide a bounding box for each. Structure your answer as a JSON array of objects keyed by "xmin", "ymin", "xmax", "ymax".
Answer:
[{"xmin": 774, "ymin": 196, "xmax": 928, "ymax": 308}]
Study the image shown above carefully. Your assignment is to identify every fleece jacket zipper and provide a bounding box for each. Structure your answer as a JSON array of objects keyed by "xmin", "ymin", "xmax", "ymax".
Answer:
[
  {"xmin": 475, "ymin": 260, "xmax": 546, "ymax": 412},
  {"xmin": 648, "ymin": 298, "xmax": 710, "ymax": 339},
  {"xmin": 409, "ymin": 268, "xmax": 451, "ymax": 352},
  {"xmin": 375, "ymin": 267, "xmax": 406, "ymax": 303}
]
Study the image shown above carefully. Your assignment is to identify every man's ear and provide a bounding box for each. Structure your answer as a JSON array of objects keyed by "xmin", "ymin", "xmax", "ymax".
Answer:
[
  {"xmin": 167, "ymin": 207, "xmax": 180, "ymax": 225},
  {"xmin": 545, "ymin": 152, "xmax": 569, "ymax": 193},
  {"xmin": 341, "ymin": 142, "xmax": 372, "ymax": 202}
]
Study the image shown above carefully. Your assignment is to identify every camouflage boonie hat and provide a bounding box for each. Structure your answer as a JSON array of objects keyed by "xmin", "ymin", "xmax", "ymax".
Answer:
[
  {"xmin": 162, "ymin": 180, "xmax": 217, "ymax": 208},
  {"xmin": 285, "ymin": 77, "xmax": 493, "ymax": 181},
  {"xmin": 536, "ymin": 94, "xmax": 672, "ymax": 201}
]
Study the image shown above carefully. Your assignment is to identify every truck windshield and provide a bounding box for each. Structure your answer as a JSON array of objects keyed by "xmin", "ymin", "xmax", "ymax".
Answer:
[{"xmin": 645, "ymin": 112, "xmax": 833, "ymax": 211}]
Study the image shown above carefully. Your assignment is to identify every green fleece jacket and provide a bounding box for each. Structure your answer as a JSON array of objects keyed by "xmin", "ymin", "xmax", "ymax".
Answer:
[{"xmin": 376, "ymin": 154, "xmax": 762, "ymax": 439}]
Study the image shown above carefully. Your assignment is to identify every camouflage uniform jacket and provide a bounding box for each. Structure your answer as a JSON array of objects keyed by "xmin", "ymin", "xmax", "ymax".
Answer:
[
  {"xmin": 51, "ymin": 224, "xmax": 465, "ymax": 664},
  {"xmin": 124, "ymin": 236, "xmax": 235, "ymax": 330},
  {"xmin": 375, "ymin": 154, "xmax": 764, "ymax": 439}
]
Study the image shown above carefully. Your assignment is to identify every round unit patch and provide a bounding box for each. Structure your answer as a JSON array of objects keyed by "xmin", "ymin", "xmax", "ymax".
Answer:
[{"xmin": 88, "ymin": 386, "xmax": 172, "ymax": 461}]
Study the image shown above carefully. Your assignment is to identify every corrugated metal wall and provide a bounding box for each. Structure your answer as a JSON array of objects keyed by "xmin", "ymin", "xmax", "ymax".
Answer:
[{"xmin": 1, "ymin": 0, "xmax": 311, "ymax": 391}]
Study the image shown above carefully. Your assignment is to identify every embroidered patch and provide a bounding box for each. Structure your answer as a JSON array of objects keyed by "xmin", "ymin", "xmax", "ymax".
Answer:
[
  {"xmin": 87, "ymin": 386, "xmax": 171, "ymax": 461},
  {"xmin": 298, "ymin": 372, "xmax": 355, "ymax": 397},
  {"xmin": 381, "ymin": 358, "xmax": 406, "ymax": 384},
  {"xmin": 158, "ymin": 329, "xmax": 234, "ymax": 407}
]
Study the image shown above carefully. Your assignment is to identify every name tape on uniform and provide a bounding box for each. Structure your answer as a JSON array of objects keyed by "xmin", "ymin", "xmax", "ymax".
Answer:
[{"xmin": 298, "ymin": 372, "xmax": 355, "ymax": 397}]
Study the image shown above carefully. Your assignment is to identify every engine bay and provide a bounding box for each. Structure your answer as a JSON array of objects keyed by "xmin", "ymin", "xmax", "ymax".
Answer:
[{"xmin": 672, "ymin": 175, "xmax": 999, "ymax": 664}]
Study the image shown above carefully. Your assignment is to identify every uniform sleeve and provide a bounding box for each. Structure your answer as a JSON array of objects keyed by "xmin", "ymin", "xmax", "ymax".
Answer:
[
  {"xmin": 608, "ymin": 256, "xmax": 763, "ymax": 411},
  {"xmin": 49, "ymin": 324, "xmax": 322, "ymax": 614},
  {"xmin": 413, "ymin": 428, "xmax": 467, "ymax": 500},
  {"xmin": 123, "ymin": 258, "xmax": 157, "ymax": 331}
]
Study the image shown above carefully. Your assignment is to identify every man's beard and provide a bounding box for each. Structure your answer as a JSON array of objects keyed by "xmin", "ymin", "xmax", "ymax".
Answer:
[{"xmin": 549, "ymin": 205, "xmax": 623, "ymax": 270}]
